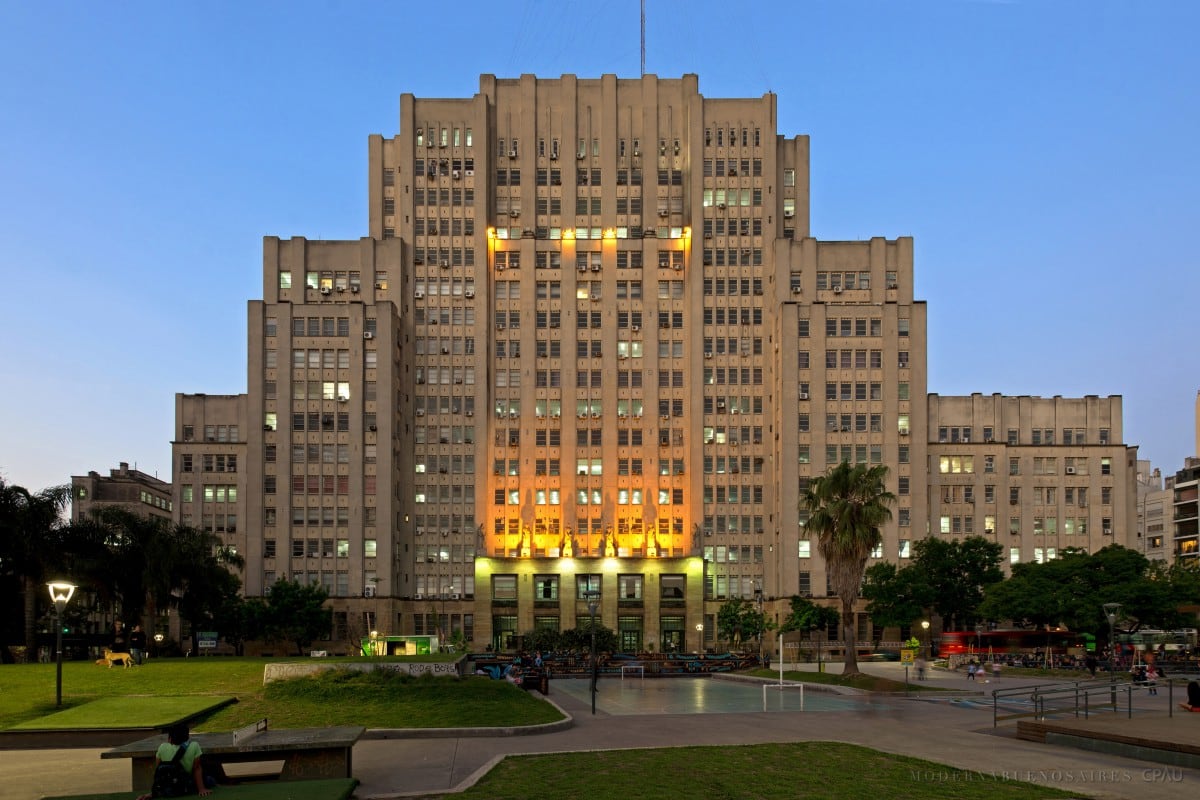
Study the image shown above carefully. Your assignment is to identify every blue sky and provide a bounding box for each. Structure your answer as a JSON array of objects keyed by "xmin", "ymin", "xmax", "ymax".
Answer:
[{"xmin": 1, "ymin": 1, "xmax": 1197, "ymax": 492}]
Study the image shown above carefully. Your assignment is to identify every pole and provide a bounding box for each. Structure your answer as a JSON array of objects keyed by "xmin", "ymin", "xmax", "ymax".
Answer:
[
  {"xmin": 54, "ymin": 603, "xmax": 64, "ymax": 707},
  {"xmin": 589, "ymin": 604, "xmax": 597, "ymax": 715}
]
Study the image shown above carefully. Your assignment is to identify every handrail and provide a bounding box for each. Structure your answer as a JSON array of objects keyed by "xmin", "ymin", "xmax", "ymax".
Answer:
[{"xmin": 992, "ymin": 679, "xmax": 1136, "ymax": 727}]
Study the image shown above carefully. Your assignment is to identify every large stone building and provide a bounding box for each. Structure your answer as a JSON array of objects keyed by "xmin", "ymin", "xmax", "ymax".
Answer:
[
  {"xmin": 71, "ymin": 461, "xmax": 172, "ymax": 523},
  {"xmin": 172, "ymin": 74, "xmax": 1137, "ymax": 652}
]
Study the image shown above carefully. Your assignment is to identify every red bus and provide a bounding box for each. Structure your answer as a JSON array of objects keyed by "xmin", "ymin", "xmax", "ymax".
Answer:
[{"xmin": 938, "ymin": 629, "xmax": 1082, "ymax": 657}]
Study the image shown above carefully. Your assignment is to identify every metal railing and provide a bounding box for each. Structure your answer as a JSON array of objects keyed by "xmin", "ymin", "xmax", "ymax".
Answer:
[{"xmin": 992, "ymin": 673, "xmax": 1200, "ymax": 727}]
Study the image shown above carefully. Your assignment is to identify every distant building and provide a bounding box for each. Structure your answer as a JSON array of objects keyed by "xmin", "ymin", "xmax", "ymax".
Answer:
[
  {"xmin": 173, "ymin": 393, "xmax": 248, "ymax": 578},
  {"xmin": 172, "ymin": 74, "xmax": 1141, "ymax": 652},
  {"xmin": 1173, "ymin": 457, "xmax": 1200, "ymax": 563},
  {"xmin": 71, "ymin": 461, "xmax": 172, "ymax": 523},
  {"xmin": 1136, "ymin": 461, "xmax": 1173, "ymax": 564}
]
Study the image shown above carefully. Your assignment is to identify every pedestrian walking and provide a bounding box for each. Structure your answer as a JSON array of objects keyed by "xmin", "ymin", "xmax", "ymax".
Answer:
[{"xmin": 966, "ymin": 661, "xmax": 976, "ymax": 681}]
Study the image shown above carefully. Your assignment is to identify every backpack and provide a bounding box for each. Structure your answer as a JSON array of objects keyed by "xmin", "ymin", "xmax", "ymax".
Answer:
[{"xmin": 151, "ymin": 740, "xmax": 193, "ymax": 797}]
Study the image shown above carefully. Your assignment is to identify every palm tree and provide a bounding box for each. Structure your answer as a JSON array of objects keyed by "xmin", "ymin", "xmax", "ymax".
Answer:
[
  {"xmin": 0, "ymin": 478, "xmax": 72, "ymax": 662},
  {"xmin": 802, "ymin": 462, "xmax": 895, "ymax": 676}
]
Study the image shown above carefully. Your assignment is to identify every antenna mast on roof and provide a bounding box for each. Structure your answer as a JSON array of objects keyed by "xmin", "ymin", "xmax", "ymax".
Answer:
[{"xmin": 640, "ymin": 0, "xmax": 646, "ymax": 76}]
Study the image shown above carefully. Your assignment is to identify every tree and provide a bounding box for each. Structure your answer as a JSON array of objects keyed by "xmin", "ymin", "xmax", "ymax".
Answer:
[
  {"xmin": 910, "ymin": 537, "xmax": 1003, "ymax": 630},
  {"xmin": 262, "ymin": 579, "xmax": 332, "ymax": 655},
  {"xmin": 717, "ymin": 596, "xmax": 770, "ymax": 651},
  {"xmin": 980, "ymin": 545, "xmax": 1184, "ymax": 653},
  {"xmin": 778, "ymin": 595, "xmax": 840, "ymax": 662},
  {"xmin": 802, "ymin": 462, "xmax": 895, "ymax": 675},
  {"xmin": 0, "ymin": 478, "xmax": 72, "ymax": 662},
  {"xmin": 861, "ymin": 562, "xmax": 930, "ymax": 632}
]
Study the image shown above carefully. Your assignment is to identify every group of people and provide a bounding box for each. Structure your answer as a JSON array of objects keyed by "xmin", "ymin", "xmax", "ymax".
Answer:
[
  {"xmin": 1130, "ymin": 663, "xmax": 1160, "ymax": 695},
  {"xmin": 964, "ymin": 660, "xmax": 1001, "ymax": 682},
  {"xmin": 112, "ymin": 620, "xmax": 149, "ymax": 665}
]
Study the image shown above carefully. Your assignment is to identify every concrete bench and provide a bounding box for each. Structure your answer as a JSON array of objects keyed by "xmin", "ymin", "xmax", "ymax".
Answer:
[
  {"xmin": 101, "ymin": 725, "xmax": 365, "ymax": 792},
  {"xmin": 43, "ymin": 777, "xmax": 358, "ymax": 800}
]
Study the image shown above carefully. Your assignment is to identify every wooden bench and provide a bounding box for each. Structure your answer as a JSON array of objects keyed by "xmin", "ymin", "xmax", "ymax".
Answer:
[
  {"xmin": 101, "ymin": 723, "xmax": 365, "ymax": 792},
  {"xmin": 43, "ymin": 777, "xmax": 357, "ymax": 800}
]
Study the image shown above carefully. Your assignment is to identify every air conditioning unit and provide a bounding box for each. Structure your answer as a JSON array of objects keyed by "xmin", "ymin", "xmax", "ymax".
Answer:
[
  {"xmin": 415, "ymin": 409, "xmax": 425, "ymax": 417},
  {"xmin": 658, "ymin": 209, "xmax": 669, "ymax": 217},
  {"xmin": 509, "ymin": 210, "xmax": 520, "ymax": 218},
  {"xmin": 887, "ymin": 281, "xmax": 898, "ymax": 289},
  {"xmin": 1065, "ymin": 466, "xmax": 1076, "ymax": 474},
  {"xmin": 591, "ymin": 264, "xmax": 601, "ymax": 272},
  {"xmin": 704, "ymin": 352, "xmax": 713, "ymax": 359},
  {"xmin": 450, "ymin": 592, "xmax": 461, "ymax": 600},
  {"xmin": 375, "ymin": 281, "xmax": 385, "ymax": 289},
  {"xmin": 631, "ymin": 325, "xmax": 640, "ymax": 333},
  {"xmin": 363, "ymin": 331, "xmax": 374, "ymax": 339},
  {"xmin": 337, "ymin": 396, "xmax": 348, "ymax": 403},
  {"xmin": 465, "ymin": 169, "xmax": 475, "ymax": 177},
  {"xmin": 336, "ymin": 286, "xmax": 346, "ymax": 292},
  {"xmin": 369, "ymin": 424, "xmax": 377, "ymax": 431},
  {"xmin": 799, "ymin": 392, "xmax": 809, "ymax": 400},
  {"xmin": 577, "ymin": 264, "xmax": 588, "ymax": 272},
  {"xmin": 791, "ymin": 287, "xmax": 802, "ymax": 295},
  {"xmin": 414, "ymin": 593, "xmax": 424, "ymax": 600},
  {"xmin": 1103, "ymin": 527, "xmax": 1113, "ymax": 536},
  {"xmin": 414, "ymin": 290, "xmax": 425, "ymax": 299},
  {"xmin": 832, "ymin": 286, "xmax": 843, "ymax": 294},
  {"xmin": 899, "ymin": 361, "xmax": 908, "ymax": 369},
  {"xmin": 350, "ymin": 284, "xmax": 360, "ymax": 293},
  {"xmin": 716, "ymin": 202, "xmax": 726, "ymax": 209},
  {"xmin": 672, "ymin": 264, "xmax": 683, "ymax": 271},
  {"xmin": 496, "ymin": 323, "xmax": 506, "ymax": 330},
  {"xmin": 441, "ymin": 260, "xmax": 450, "ymax": 269},
  {"xmin": 784, "ymin": 210, "xmax": 795, "ymax": 218},
  {"xmin": 452, "ymin": 170, "xmax": 461, "ymax": 179},
  {"xmin": 320, "ymin": 286, "xmax": 332, "ymax": 295},
  {"xmin": 363, "ymin": 586, "xmax": 376, "ymax": 598},
  {"xmin": 463, "ymin": 289, "xmax": 476, "ymax": 299},
  {"xmin": 899, "ymin": 428, "xmax": 910, "ymax": 436},
  {"xmin": 466, "ymin": 410, "xmax": 474, "ymax": 417}
]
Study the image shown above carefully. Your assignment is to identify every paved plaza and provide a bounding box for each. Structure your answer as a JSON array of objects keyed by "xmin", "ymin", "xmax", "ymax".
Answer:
[{"xmin": 3, "ymin": 663, "xmax": 1197, "ymax": 800}]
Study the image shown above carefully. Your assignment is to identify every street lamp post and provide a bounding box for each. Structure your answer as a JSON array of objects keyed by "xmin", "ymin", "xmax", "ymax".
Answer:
[
  {"xmin": 585, "ymin": 590, "xmax": 600, "ymax": 715},
  {"xmin": 921, "ymin": 620, "xmax": 931, "ymax": 661},
  {"xmin": 975, "ymin": 623, "xmax": 984, "ymax": 656},
  {"xmin": 695, "ymin": 622, "xmax": 704, "ymax": 655},
  {"xmin": 1103, "ymin": 602, "xmax": 1121, "ymax": 703},
  {"xmin": 47, "ymin": 581, "xmax": 77, "ymax": 708},
  {"xmin": 754, "ymin": 588, "xmax": 764, "ymax": 663}
]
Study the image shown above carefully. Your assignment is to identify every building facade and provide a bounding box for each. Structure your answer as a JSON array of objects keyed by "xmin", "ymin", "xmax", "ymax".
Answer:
[
  {"xmin": 172, "ymin": 74, "xmax": 1138, "ymax": 652},
  {"xmin": 71, "ymin": 461, "xmax": 173, "ymax": 523}
]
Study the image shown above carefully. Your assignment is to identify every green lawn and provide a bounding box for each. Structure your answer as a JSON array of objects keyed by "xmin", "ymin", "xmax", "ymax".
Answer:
[
  {"xmin": 0, "ymin": 658, "xmax": 561, "ymax": 731},
  {"xmin": 410, "ymin": 742, "xmax": 1077, "ymax": 800},
  {"xmin": 10, "ymin": 696, "xmax": 233, "ymax": 730}
]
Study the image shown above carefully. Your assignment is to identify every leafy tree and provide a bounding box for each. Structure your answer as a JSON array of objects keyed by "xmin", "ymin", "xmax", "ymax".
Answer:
[
  {"xmin": 717, "ymin": 596, "xmax": 770, "ymax": 651},
  {"xmin": 559, "ymin": 623, "xmax": 618, "ymax": 654},
  {"xmin": 981, "ymin": 545, "xmax": 1185, "ymax": 652},
  {"xmin": 212, "ymin": 595, "xmax": 265, "ymax": 656},
  {"xmin": 0, "ymin": 478, "xmax": 73, "ymax": 662},
  {"xmin": 67, "ymin": 507, "xmax": 243, "ymax": 638},
  {"xmin": 779, "ymin": 595, "xmax": 840, "ymax": 637},
  {"xmin": 802, "ymin": 462, "xmax": 894, "ymax": 675},
  {"xmin": 521, "ymin": 627, "xmax": 562, "ymax": 654},
  {"xmin": 911, "ymin": 537, "xmax": 1003, "ymax": 630},
  {"xmin": 262, "ymin": 579, "xmax": 332, "ymax": 655},
  {"xmin": 861, "ymin": 562, "xmax": 930, "ymax": 632}
]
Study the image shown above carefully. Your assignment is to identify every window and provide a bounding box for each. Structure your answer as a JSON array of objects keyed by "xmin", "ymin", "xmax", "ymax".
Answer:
[
  {"xmin": 618, "ymin": 574, "xmax": 643, "ymax": 600},
  {"xmin": 534, "ymin": 575, "xmax": 559, "ymax": 601}
]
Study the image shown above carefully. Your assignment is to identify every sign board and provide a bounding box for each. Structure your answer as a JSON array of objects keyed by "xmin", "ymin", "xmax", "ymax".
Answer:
[
  {"xmin": 900, "ymin": 648, "xmax": 917, "ymax": 664},
  {"xmin": 198, "ymin": 631, "xmax": 219, "ymax": 649}
]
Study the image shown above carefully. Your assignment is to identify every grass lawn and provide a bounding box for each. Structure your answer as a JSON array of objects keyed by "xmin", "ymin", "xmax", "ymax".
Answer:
[
  {"xmin": 10, "ymin": 696, "xmax": 233, "ymax": 730},
  {"xmin": 745, "ymin": 668, "xmax": 948, "ymax": 693},
  {"xmin": 407, "ymin": 742, "xmax": 1077, "ymax": 800},
  {"xmin": 0, "ymin": 658, "xmax": 562, "ymax": 731}
]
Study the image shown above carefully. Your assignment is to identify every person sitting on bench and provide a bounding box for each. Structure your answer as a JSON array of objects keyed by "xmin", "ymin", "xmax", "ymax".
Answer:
[{"xmin": 1181, "ymin": 680, "xmax": 1200, "ymax": 712}]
